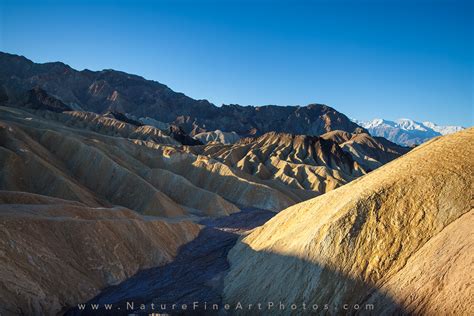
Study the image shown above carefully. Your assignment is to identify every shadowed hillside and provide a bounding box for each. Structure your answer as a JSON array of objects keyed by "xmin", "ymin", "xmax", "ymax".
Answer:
[
  {"xmin": 0, "ymin": 52, "xmax": 364, "ymax": 136},
  {"xmin": 223, "ymin": 128, "xmax": 473, "ymax": 315},
  {"xmin": 190, "ymin": 131, "xmax": 408, "ymax": 199},
  {"xmin": 0, "ymin": 105, "xmax": 406, "ymax": 215},
  {"xmin": 0, "ymin": 52, "xmax": 427, "ymax": 316},
  {"xmin": 66, "ymin": 210, "xmax": 405, "ymax": 316},
  {"xmin": 0, "ymin": 106, "xmax": 297, "ymax": 216},
  {"xmin": 0, "ymin": 103, "xmax": 413, "ymax": 315},
  {"xmin": 0, "ymin": 191, "xmax": 200, "ymax": 316}
]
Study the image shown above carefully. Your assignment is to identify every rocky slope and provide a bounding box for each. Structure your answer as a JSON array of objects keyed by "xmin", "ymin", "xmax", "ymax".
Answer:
[
  {"xmin": 61, "ymin": 110, "xmax": 181, "ymax": 146},
  {"xmin": 1, "ymin": 105, "xmax": 408, "ymax": 214},
  {"xmin": 0, "ymin": 106, "xmax": 364, "ymax": 315},
  {"xmin": 194, "ymin": 129, "xmax": 241, "ymax": 144},
  {"xmin": 0, "ymin": 106, "xmax": 302, "ymax": 215},
  {"xmin": 0, "ymin": 52, "xmax": 364, "ymax": 136},
  {"xmin": 4, "ymin": 86, "xmax": 201, "ymax": 146},
  {"xmin": 322, "ymin": 130, "xmax": 410, "ymax": 170},
  {"xmin": 223, "ymin": 128, "xmax": 473, "ymax": 315},
  {"xmin": 0, "ymin": 190, "xmax": 200, "ymax": 316},
  {"xmin": 190, "ymin": 131, "xmax": 408, "ymax": 200},
  {"xmin": 191, "ymin": 132, "xmax": 364, "ymax": 200},
  {"xmin": 366, "ymin": 210, "xmax": 473, "ymax": 315},
  {"xmin": 23, "ymin": 87, "xmax": 73, "ymax": 112},
  {"xmin": 355, "ymin": 118, "xmax": 465, "ymax": 146}
]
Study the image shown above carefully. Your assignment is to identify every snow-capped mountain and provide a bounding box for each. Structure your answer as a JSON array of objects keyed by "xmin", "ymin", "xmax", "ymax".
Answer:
[
  {"xmin": 353, "ymin": 118, "xmax": 465, "ymax": 146},
  {"xmin": 421, "ymin": 121, "xmax": 464, "ymax": 135}
]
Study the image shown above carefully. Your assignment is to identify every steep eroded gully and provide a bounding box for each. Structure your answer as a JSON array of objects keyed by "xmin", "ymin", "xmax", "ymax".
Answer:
[{"xmin": 67, "ymin": 209, "xmax": 275, "ymax": 316}]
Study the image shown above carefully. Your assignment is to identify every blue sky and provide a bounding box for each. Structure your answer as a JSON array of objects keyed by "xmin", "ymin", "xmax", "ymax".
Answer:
[{"xmin": 1, "ymin": 0, "xmax": 472, "ymax": 126}]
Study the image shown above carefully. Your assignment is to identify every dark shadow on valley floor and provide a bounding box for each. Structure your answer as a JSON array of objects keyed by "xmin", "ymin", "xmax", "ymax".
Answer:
[{"xmin": 66, "ymin": 209, "xmax": 406, "ymax": 316}]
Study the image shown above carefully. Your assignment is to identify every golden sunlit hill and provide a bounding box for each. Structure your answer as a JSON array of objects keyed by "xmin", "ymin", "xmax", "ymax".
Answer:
[
  {"xmin": 190, "ymin": 131, "xmax": 408, "ymax": 201},
  {"xmin": 223, "ymin": 128, "xmax": 473, "ymax": 315},
  {"xmin": 0, "ymin": 191, "xmax": 200, "ymax": 315}
]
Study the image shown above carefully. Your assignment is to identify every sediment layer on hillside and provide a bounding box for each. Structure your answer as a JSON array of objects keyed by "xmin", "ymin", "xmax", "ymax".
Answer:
[{"xmin": 223, "ymin": 128, "xmax": 474, "ymax": 315}]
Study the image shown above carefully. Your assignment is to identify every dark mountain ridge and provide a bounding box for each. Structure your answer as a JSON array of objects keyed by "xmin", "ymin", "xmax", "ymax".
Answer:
[{"xmin": 0, "ymin": 52, "xmax": 365, "ymax": 136}]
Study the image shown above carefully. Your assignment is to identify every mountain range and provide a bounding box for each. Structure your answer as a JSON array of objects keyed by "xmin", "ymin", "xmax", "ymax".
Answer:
[
  {"xmin": 0, "ymin": 102, "xmax": 408, "ymax": 314},
  {"xmin": 355, "ymin": 118, "xmax": 465, "ymax": 146},
  {"xmin": 0, "ymin": 51, "xmax": 471, "ymax": 315},
  {"xmin": 0, "ymin": 52, "xmax": 363, "ymax": 137}
]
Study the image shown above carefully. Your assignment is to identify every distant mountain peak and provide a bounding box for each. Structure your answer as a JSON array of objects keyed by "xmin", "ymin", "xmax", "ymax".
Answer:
[
  {"xmin": 354, "ymin": 117, "xmax": 465, "ymax": 146},
  {"xmin": 395, "ymin": 118, "xmax": 429, "ymax": 132},
  {"xmin": 422, "ymin": 121, "xmax": 465, "ymax": 135}
]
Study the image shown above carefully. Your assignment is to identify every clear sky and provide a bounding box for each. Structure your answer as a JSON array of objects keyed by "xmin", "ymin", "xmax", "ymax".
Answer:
[{"xmin": 1, "ymin": 0, "xmax": 473, "ymax": 126}]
